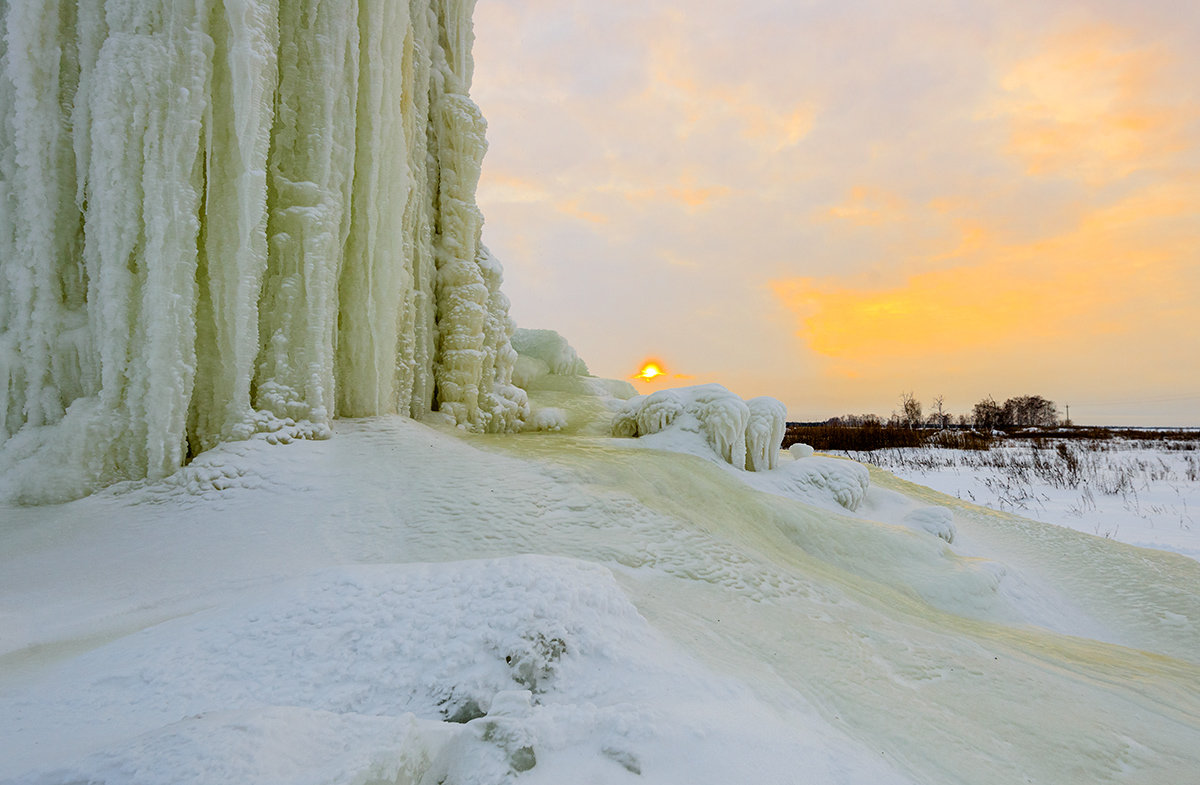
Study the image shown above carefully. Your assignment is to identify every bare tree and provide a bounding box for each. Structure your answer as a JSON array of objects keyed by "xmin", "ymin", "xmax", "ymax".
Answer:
[
  {"xmin": 900, "ymin": 392, "xmax": 923, "ymax": 429},
  {"xmin": 930, "ymin": 394, "xmax": 948, "ymax": 429}
]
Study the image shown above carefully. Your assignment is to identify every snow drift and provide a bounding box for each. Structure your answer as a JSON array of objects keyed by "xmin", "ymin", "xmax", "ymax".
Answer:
[{"xmin": 0, "ymin": 0, "xmax": 526, "ymax": 501}]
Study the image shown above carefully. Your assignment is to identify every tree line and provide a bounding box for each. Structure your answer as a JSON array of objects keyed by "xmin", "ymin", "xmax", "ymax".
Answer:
[{"xmin": 826, "ymin": 394, "xmax": 1061, "ymax": 431}]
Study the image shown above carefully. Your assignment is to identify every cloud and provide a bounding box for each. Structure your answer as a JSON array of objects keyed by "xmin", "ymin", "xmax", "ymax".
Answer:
[
  {"xmin": 476, "ymin": 174, "xmax": 550, "ymax": 205},
  {"xmin": 986, "ymin": 23, "xmax": 1192, "ymax": 185},
  {"xmin": 772, "ymin": 177, "xmax": 1200, "ymax": 369},
  {"xmin": 471, "ymin": 1, "xmax": 1200, "ymax": 423},
  {"xmin": 823, "ymin": 186, "xmax": 908, "ymax": 226}
]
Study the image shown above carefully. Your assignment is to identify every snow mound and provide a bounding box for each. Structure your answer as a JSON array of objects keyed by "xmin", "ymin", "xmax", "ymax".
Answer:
[
  {"xmin": 789, "ymin": 442, "xmax": 815, "ymax": 459},
  {"xmin": 524, "ymin": 407, "xmax": 568, "ymax": 432},
  {"xmin": 612, "ymin": 384, "xmax": 786, "ymax": 472}
]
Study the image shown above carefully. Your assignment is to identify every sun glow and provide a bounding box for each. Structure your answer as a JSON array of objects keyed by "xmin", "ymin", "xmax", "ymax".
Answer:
[{"xmin": 634, "ymin": 360, "xmax": 666, "ymax": 382}]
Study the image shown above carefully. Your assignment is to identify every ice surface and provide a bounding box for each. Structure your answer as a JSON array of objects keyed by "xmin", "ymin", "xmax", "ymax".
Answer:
[
  {"xmin": 0, "ymin": 0, "xmax": 526, "ymax": 501},
  {"xmin": 614, "ymin": 383, "xmax": 787, "ymax": 472}
]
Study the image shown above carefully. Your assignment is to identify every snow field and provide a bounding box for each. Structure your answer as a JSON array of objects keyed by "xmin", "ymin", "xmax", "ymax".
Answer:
[
  {"xmin": 851, "ymin": 441, "xmax": 1200, "ymax": 560},
  {"xmin": 2, "ymin": 399, "xmax": 1199, "ymax": 784}
]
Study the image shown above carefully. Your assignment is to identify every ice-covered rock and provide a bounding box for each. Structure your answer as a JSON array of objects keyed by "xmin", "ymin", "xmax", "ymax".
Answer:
[
  {"xmin": 0, "ymin": 0, "xmax": 527, "ymax": 500},
  {"xmin": 613, "ymin": 384, "xmax": 786, "ymax": 472},
  {"xmin": 511, "ymin": 328, "xmax": 589, "ymax": 377}
]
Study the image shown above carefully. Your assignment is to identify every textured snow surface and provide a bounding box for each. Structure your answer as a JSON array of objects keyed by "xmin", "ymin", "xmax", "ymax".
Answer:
[
  {"xmin": 10, "ymin": 557, "xmax": 849, "ymax": 785},
  {"xmin": 613, "ymin": 383, "xmax": 786, "ymax": 472},
  {"xmin": 0, "ymin": 0, "xmax": 526, "ymax": 502},
  {"xmin": 3, "ymin": 410, "xmax": 1200, "ymax": 784}
]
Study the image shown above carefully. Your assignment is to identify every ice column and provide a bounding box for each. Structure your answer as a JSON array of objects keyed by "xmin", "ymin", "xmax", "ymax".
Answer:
[{"xmin": 0, "ymin": 0, "xmax": 527, "ymax": 501}]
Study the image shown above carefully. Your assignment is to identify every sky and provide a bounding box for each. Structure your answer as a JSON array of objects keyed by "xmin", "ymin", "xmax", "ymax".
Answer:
[{"xmin": 470, "ymin": 0, "xmax": 1200, "ymax": 426}]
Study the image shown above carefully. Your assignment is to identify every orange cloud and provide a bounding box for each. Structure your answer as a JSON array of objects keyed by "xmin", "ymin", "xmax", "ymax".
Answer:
[
  {"xmin": 988, "ymin": 24, "xmax": 1191, "ymax": 184},
  {"xmin": 773, "ymin": 177, "xmax": 1200, "ymax": 367}
]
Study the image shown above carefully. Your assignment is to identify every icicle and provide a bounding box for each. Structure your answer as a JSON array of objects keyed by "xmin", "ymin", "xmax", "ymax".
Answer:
[{"xmin": 190, "ymin": 0, "xmax": 279, "ymax": 452}]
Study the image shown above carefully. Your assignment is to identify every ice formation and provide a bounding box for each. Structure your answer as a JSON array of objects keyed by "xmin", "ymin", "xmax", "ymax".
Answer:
[
  {"xmin": 0, "ymin": 0, "xmax": 526, "ymax": 500},
  {"xmin": 613, "ymin": 384, "xmax": 787, "ymax": 471},
  {"xmin": 511, "ymin": 328, "xmax": 589, "ymax": 377}
]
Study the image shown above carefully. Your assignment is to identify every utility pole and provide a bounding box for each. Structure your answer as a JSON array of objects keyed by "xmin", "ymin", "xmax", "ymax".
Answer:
[{"xmin": 1065, "ymin": 403, "xmax": 1070, "ymax": 427}]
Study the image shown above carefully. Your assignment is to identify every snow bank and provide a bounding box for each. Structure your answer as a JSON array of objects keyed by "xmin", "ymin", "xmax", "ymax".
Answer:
[
  {"xmin": 612, "ymin": 384, "xmax": 786, "ymax": 472},
  {"xmin": 0, "ymin": 0, "xmax": 527, "ymax": 502}
]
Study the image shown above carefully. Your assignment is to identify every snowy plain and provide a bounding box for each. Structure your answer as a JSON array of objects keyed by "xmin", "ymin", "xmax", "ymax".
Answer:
[
  {"xmin": 3, "ymin": 376, "xmax": 1200, "ymax": 785},
  {"xmin": 846, "ymin": 439, "xmax": 1200, "ymax": 562}
]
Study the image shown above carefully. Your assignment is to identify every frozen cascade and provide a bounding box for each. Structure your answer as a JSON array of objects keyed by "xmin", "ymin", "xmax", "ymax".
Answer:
[
  {"xmin": 0, "ymin": 0, "xmax": 528, "ymax": 501},
  {"xmin": 613, "ymin": 384, "xmax": 787, "ymax": 472}
]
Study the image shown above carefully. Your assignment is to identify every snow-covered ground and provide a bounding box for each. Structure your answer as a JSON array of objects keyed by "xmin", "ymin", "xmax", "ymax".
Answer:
[
  {"xmin": 847, "ymin": 440, "xmax": 1200, "ymax": 561},
  {"xmin": 3, "ymin": 392, "xmax": 1200, "ymax": 784}
]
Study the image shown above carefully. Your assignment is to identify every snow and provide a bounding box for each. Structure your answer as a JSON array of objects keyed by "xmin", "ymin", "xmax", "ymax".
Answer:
[
  {"xmin": 0, "ymin": 0, "xmax": 526, "ymax": 502},
  {"xmin": 3, "ymin": 399, "xmax": 1199, "ymax": 784},
  {"xmin": 850, "ymin": 441, "xmax": 1200, "ymax": 561}
]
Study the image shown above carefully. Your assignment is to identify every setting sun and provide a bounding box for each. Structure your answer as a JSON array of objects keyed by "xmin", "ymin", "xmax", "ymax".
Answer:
[{"xmin": 634, "ymin": 360, "xmax": 666, "ymax": 382}]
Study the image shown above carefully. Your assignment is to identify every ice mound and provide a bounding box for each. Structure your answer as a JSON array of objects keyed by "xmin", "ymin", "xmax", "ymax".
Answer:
[
  {"xmin": 612, "ymin": 384, "xmax": 786, "ymax": 472},
  {"xmin": 510, "ymin": 330, "xmax": 636, "ymax": 434},
  {"xmin": 903, "ymin": 506, "xmax": 957, "ymax": 543},
  {"xmin": 754, "ymin": 456, "xmax": 872, "ymax": 511}
]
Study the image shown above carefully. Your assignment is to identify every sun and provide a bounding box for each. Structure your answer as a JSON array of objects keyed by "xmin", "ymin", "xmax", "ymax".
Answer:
[{"xmin": 633, "ymin": 360, "xmax": 666, "ymax": 382}]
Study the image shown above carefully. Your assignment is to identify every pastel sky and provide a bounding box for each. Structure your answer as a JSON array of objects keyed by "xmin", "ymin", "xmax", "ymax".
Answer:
[{"xmin": 471, "ymin": 0, "xmax": 1200, "ymax": 426}]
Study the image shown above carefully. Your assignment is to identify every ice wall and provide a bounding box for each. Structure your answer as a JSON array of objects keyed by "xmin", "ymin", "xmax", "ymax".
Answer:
[{"xmin": 0, "ymin": 0, "xmax": 527, "ymax": 500}]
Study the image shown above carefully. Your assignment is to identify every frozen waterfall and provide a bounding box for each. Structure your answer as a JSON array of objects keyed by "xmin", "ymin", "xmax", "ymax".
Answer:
[{"xmin": 0, "ymin": 0, "xmax": 528, "ymax": 501}]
